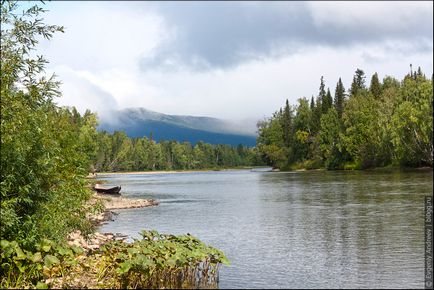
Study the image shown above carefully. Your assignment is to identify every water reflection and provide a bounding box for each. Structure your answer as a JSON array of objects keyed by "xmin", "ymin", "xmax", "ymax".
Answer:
[{"xmin": 99, "ymin": 169, "xmax": 432, "ymax": 289}]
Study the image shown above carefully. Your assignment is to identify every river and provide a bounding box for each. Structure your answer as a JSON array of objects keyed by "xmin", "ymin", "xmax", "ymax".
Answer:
[{"xmin": 98, "ymin": 169, "xmax": 432, "ymax": 289}]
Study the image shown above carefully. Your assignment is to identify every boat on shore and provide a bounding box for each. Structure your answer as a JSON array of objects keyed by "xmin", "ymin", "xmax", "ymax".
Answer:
[{"xmin": 92, "ymin": 184, "xmax": 121, "ymax": 195}]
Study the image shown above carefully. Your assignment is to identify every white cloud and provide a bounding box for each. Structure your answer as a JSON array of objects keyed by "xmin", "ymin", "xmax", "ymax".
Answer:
[
  {"xmin": 35, "ymin": 1, "xmax": 433, "ymax": 124},
  {"xmin": 308, "ymin": 1, "xmax": 432, "ymax": 35},
  {"xmin": 135, "ymin": 44, "xmax": 432, "ymax": 119},
  {"xmin": 51, "ymin": 66, "xmax": 118, "ymax": 123},
  {"xmin": 40, "ymin": 1, "xmax": 166, "ymax": 71}
]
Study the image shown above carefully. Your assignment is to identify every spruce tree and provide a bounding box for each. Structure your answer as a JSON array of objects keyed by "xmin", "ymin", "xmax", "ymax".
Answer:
[
  {"xmin": 369, "ymin": 72, "xmax": 381, "ymax": 99},
  {"xmin": 312, "ymin": 96, "xmax": 322, "ymax": 134},
  {"xmin": 282, "ymin": 99, "xmax": 292, "ymax": 147},
  {"xmin": 334, "ymin": 78, "xmax": 345, "ymax": 119},
  {"xmin": 319, "ymin": 76, "xmax": 326, "ymax": 103},
  {"xmin": 417, "ymin": 66, "xmax": 424, "ymax": 78},
  {"xmin": 310, "ymin": 96, "xmax": 317, "ymax": 132},
  {"xmin": 350, "ymin": 68, "xmax": 366, "ymax": 96},
  {"xmin": 322, "ymin": 88, "xmax": 333, "ymax": 114}
]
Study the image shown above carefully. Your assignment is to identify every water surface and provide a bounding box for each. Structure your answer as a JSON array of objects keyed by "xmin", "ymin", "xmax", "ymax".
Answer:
[{"xmin": 99, "ymin": 169, "xmax": 432, "ymax": 289}]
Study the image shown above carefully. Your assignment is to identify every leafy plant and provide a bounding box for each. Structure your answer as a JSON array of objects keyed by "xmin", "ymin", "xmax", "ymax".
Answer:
[
  {"xmin": 96, "ymin": 230, "xmax": 229, "ymax": 289},
  {"xmin": 0, "ymin": 238, "xmax": 84, "ymax": 289}
]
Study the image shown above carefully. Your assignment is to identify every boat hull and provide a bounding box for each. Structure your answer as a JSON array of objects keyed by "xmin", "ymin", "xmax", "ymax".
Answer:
[{"xmin": 93, "ymin": 186, "xmax": 121, "ymax": 195}]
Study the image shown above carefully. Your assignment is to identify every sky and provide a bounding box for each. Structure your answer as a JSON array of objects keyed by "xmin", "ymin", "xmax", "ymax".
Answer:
[{"xmin": 32, "ymin": 1, "xmax": 433, "ymax": 129}]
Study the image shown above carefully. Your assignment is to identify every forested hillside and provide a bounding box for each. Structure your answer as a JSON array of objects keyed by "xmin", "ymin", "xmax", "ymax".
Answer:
[
  {"xmin": 98, "ymin": 108, "xmax": 257, "ymax": 146},
  {"xmin": 257, "ymin": 69, "xmax": 433, "ymax": 170},
  {"xmin": 89, "ymin": 126, "xmax": 263, "ymax": 172}
]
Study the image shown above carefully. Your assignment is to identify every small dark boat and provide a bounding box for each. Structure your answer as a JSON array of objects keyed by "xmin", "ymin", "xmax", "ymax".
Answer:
[{"xmin": 93, "ymin": 184, "xmax": 121, "ymax": 195}]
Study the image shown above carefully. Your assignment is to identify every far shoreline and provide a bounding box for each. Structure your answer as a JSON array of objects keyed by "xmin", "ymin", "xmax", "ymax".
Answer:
[
  {"xmin": 94, "ymin": 167, "xmax": 269, "ymax": 175},
  {"xmin": 92, "ymin": 166, "xmax": 432, "ymax": 176}
]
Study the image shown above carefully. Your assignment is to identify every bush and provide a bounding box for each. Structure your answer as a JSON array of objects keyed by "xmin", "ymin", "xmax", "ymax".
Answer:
[
  {"xmin": 0, "ymin": 230, "xmax": 229, "ymax": 289},
  {"xmin": 1, "ymin": 1, "xmax": 97, "ymax": 247}
]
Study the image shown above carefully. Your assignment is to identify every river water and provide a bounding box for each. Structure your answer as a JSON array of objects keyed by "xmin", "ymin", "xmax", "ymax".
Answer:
[{"xmin": 98, "ymin": 169, "xmax": 432, "ymax": 289}]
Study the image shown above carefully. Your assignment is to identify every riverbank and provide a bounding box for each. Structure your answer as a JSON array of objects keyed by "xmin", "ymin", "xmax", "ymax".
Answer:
[
  {"xmin": 274, "ymin": 165, "xmax": 432, "ymax": 172},
  {"xmin": 95, "ymin": 166, "xmax": 264, "ymax": 175},
  {"xmin": 51, "ymin": 192, "xmax": 226, "ymax": 289},
  {"xmin": 90, "ymin": 192, "xmax": 159, "ymax": 226},
  {"xmin": 67, "ymin": 193, "xmax": 159, "ymax": 252},
  {"xmin": 95, "ymin": 193, "xmax": 159, "ymax": 211}
]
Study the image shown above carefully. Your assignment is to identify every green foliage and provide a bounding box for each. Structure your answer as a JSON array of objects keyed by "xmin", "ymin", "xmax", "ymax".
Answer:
[
  {"xmin": 334, "ymin": 78, "xmax": 345, "ymax": 119},
  {"xmin": 92, "ymin": 132, "xmax": 263, "ymax": 172},
  {"xmin": 257, "ymin": 112, "xmax": 287, "ymax": 168},
  {"xmin": 1, "ymin": 230, "xmax": 228, "ymax": 289},
  {"xmin": 1, "ymin": 1, "xmax": 97, "ymax": 246},
  {"xmin": 282, "ymin": 99, "xmax": 293, "ymax": 148},
  {"xmin": 319, "ymin": 76, "xmax": 327, "ymax": 114},
  {"xmin": 0, "ymin": 238, "xmax": 83, "ymax": 289},
  {"xmin": 322, "ymin": 88, "xmax": 333, "ymax": 114},
  {"xmin": 98, "ymin": 230, "xmax": 229, "ymax": 289},
  {"xmin": 311, "ymin": 95, "xmax": 322, "ymax": 134},
  {"xmin": 257, "ymin": 67, "xmax": 433, "ymax": 170},
  {"xmin": 369, "ymin": 72, "xmax": 382, "ymax": 99},
  {"xmin": 292, "ymin": 98, "xmax": 313, "ymax": 162},
  {"xmin": 391, "ymin": 74, "xmax": 433, "ymax": 166},
  {"xmin": 350, "ymin": 68, "xmax": 366, "ymax": 97},
  {"xmin": 319, "ymin": 108, "xmax": 343, "ymax": 169}
]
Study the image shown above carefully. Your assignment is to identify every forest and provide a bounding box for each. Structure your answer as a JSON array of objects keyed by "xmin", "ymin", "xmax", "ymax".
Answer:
[
  {"xmin": 86, "ymin": 120, "xmax": 264, "ymax": 172},
  {"xmin": 257, "ymin": 68, "xmax": 433, "ymax": 170}
]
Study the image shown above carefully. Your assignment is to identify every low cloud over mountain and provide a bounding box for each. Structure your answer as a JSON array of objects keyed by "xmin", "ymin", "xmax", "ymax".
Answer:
[{"xmin": 98, "ymin": 108, "xmax": 257, "ymax": 146}]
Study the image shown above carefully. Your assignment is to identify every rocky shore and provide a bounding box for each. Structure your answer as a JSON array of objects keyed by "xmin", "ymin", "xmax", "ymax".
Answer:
[
  {"xmin": 89, "ymin": 193, "xmax": 159, "ymax": 225},
  {"xmin": 41, "ymin": 194, "xmax": 160, "ymax": 288},
  {"xmin": 67, "ymin": 193, "xmax": 159, "ymax": 252}
]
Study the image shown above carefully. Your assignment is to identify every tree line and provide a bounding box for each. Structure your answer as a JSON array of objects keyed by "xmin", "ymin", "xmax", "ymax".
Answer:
[
  {"xmin": 257, "ymin": 68, "xmax": 433, "ymax": 170},
  {"xmin": 86, "ymin": 125, "xmax": 264, "ymax": 172}
]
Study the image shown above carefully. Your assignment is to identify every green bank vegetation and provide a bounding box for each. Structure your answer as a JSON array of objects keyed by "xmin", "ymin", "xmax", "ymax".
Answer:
[
  {"xmin": 90, "ymin": 130, "xmax": 264, "ymax": 173},
  {"xmin": 1, "ymin": 231, "xmax": 228, "ymax": 289},
  {"xmin": 0, "ymin": 1, "xmax": 227, "ymax": 288},
  {"xmin": 95, "ymin": 230, "xmax": 228, "ymax": 289},
  {"xmin": 257, "ymin": 69, "xmax": 433, "ymax": 170}
]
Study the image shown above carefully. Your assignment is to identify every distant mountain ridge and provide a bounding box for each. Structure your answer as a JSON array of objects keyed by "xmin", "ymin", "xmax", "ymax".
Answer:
[{"xmin": 98, "ymin": 108, "xmax": 257, "ymax": 146}]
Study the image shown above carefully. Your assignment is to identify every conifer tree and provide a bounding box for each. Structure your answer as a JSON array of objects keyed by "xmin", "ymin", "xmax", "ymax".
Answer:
[
  {"xmin": 322, "ymin": 88, "xmax": 333, "ymax": 114},
  {"xmin": 369, "ymin": 72, "xmax": 381, "ymax": 99},
  {"xmin": 350, "ymin": 68, "xmax": 366, "ymax": 96},
  {"xmin": 312, "ymin": 96, "xmax": 322, "ymax": 134},
  {"xmin": 334, "ymin": 78, "xmax": 345, "ymax": 119},
  {"xmin": 282, "ymin": 99, "xmax": 292, "ymax": 147},
  {"xmin": 319, "ymin": 76, "xmax": 326, "ymax": 103},
  {"xmin": 417, "ymin": 66, "xmax": 424, "ymax": 78}
]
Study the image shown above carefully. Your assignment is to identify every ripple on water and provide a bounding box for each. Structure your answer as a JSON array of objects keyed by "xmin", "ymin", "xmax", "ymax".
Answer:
[{"xmin": 99, "ymin": 169, "xmax": 432, "ymax": 289}]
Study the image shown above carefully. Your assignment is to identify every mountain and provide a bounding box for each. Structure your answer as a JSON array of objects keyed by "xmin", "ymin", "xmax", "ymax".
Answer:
[{"xmin": 98, "ymin": 108, "xmax": 257, "ymax": 146}]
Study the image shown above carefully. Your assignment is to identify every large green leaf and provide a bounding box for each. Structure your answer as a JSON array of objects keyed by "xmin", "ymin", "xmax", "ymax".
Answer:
[{"xmin": 44, "ymin": 254, "xmax": 59, "ymax": 268}]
